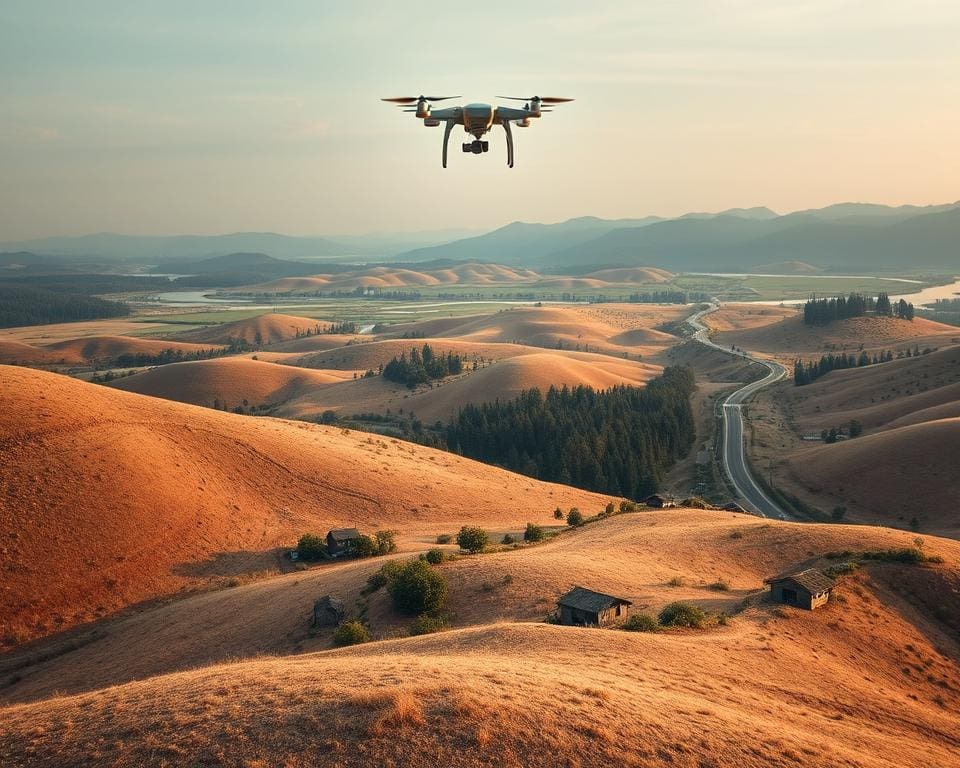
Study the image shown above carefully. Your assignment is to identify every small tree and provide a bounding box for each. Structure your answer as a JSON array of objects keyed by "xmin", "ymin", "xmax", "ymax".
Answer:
[
  {"xmin": 424, "ymin": 548, "xmax": 445, "ymax": 564},
  {"xmin": 457, "ymin": 526, "xmax": 488, "ymax": 553},
  {"xmin": 603, "ymin": 502, "xmax": 616, "ymax": 517},
  {"xmin": 388, "ymin": 559, "xmax": 448, "ymax": 615},
  {"xmin": 623, "ymin": 613, "xmax": 658, "ymax": 632},
  {"xmin": 297, "ymin": 534, "xmax": 327, "ymax": 561},
  {"xmin": 333, "ymin": 621, "xmax": 370, "ymax": 646},
  {"xmin": 501, "ymin": 533, "xmax": 515, "ymax": 545},
  {"xmin": 524, "ymin": 523, "xmax": 546, "ymax": 542},
  {"xmin": 553, "ymin": 507, "xmax": 565, "ymax": 520},
  {"xmin": 567, "ymin": 508, "xmax": 584, "ymax": 527}
]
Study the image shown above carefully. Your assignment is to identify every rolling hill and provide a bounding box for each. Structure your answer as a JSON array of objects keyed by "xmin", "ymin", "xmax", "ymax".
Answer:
[
  {"xmin": 0, "ymin": 335, "xmax": 219, "ymax": 366},
  {"xmin": 0, "ymin": 366, "xmax": 611, "ymax": 649},
  {"xmin": 173, "ymin": 313, "xmax": 326, "ymax": 345}
]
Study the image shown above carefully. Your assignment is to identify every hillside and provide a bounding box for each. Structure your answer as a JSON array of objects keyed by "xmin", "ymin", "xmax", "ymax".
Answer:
[
  {"xmin": 1, "ymin": 512, "xmax": 958, "ymax": 767},
  {"xmin": 280, "ymin": 351, "xmax": 662, "ymax": 424},
  {"xmin": 783, "ymin": 417, "xmax": 960, "ymax": 536},
  {"xmin": 0, "ymin": 366, "xmax": 611, "ymax": 648},
  {"xmin": 108, "ymin": 357, "xmax": 353, "ymax": 409},
  {"xmin": 0, "ymin": 335, "xmax": 219, "ymax": 366},
  {"xmin": 712, "ymin": 313, "xmax": 959, "ymax": 359},
  {"xmin": 173, "ymin": 313, "xmax": 325, "ymax": 345},
  {"xmin": 583, "ymin": 266, "xmax": 674, "ymax": 283}
]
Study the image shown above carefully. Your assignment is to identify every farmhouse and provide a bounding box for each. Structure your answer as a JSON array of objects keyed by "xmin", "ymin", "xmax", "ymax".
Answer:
[
  {"xmin": 643, "ymin": 494, "xmax": 677, "ymax": 509},
  {"xmin": 326, "ymin": 528, "xmax": 361, "ymax": 556},
  {"xmin": 766, "ymin": 569, "xmax": 835, "ymax": 610},
  {"xmin": 312, "ymin": 595, "xmax": 345, "ymax": 627},
  {"xmin": 557, "ymin": 586, "xmax": 632, "ymax": 627}
]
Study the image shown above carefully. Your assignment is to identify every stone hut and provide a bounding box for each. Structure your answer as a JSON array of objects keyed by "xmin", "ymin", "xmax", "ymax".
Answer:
[
  {"xmin": 326, "ymin": 528, "xmax": 361, "ymax": 557},
  {"xmin": 766, "ymin": 569, "xmax": 835, "ymax": 610},
  {"xmin": 557, "ymin": 586, "xmax": 632, "ymax": 627},
  {"xmin": 312, "ymin": 595, "xmax": 345, "ymax": 627}
]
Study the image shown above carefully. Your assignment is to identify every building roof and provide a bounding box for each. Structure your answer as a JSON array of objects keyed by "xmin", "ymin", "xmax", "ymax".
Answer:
[
  {"xmin": 328, "ymin": 528, "xmax": 361, "ymax": 541},
  {"xmin": 558, "ymin": 586, "xmax": 632, "ymax": 613},
  {"xmin": 767, "ymin": 568, "xmax": 836, "ymax": 594}
]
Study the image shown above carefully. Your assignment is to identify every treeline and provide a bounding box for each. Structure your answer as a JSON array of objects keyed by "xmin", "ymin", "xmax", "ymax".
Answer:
[
  {"xmin": 326, "ymin": 321, "xmax": 357, "ymax": 334},
  {"xmin": 792, "ymin": 346, "xmax": 938, "ymax": 386},
  {"xmin": 0, "ymin": 284, "xmax": 130, "ymax": 328},
  {"xmin": 803, "ymin": 292, "xmax": 914, "ymax": 326},
  {"xmin": 444, "ymin": 366, "xmax": 696, "ymax": 499},
  {"xmin": 382, "ymin": 344, "xmax": 464, "ymax": 388},
  {"xmin": 110, "ymin": 337, "xmax": 251, "ymax": 368}
]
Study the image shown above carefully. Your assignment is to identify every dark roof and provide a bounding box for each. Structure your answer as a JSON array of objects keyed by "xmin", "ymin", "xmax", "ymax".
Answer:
[
  {"xmin": 328, "ymin": 528, "xmax": 361, "ymax": 541},
  {"xmin": 558, "ymin": 586, "xmax": 632, "ymax": 613},
  {"xmin": 314, "ymin": 595, "xmax": 345, "ymax": 611},
  {"xmin": 767, "ymin": 568, "xmax": 835, "ymax": 594}
]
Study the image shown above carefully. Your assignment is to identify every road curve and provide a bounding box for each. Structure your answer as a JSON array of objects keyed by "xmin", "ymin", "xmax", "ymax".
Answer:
[{"xmin": 686, "ymin": 302, "xmax": 791, "ymax": 519}]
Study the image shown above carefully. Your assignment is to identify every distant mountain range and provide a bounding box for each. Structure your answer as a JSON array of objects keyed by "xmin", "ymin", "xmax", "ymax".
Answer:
[{"xmin": 3, "ymin": 201, "xmax": 958, "ymax": 272}]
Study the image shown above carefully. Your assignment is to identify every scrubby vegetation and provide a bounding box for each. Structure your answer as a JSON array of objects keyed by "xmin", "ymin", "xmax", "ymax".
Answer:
[
  {"xmin": 622, "ymin": 613, "xmax": 659, "ymax": 632},
  {"xmin": 658, "ymin": 602, "xmax": 707, "ymax": 628},
  {"xmin": 296, "ymin": 534, "xmax": 328, "ymax": 561},
  {"xmin": 567, "ymin": 508, "xmax": 584, "ymax": 527},
  {"xmin": 387, "ymin": 559, "xmax": 449, "ymax": 615},
  {"xmin": 524, "ymin": 523, "xmax": 546, "ymax": 542},
  {"xmin": 108, "ymin": 338, "xmax": 253, "ymax": 368},
  {"xmin": 382, "ymin": 343, "xmax": 464, "ymax": 388},
  {"xmin": 333, "ymin": 620, "xmax": 370, "ymax": 647},
  {"xmin": 456, "ymin": 526, "xmax": 489, "ymax": 553},
  {"xmin": 423, "ymin": 548, "xmax": 446, "ymax": 565},
  {"xmin": 409, "ymin": 614, "xmax": 449, "ymax": 636},
  {"xmin": 352, "ymin": 530, "xmax": 398, "ymax": 558},
  {"xmin": 444, "ymin": 367, "xmax": 696, "ymax": 499}
]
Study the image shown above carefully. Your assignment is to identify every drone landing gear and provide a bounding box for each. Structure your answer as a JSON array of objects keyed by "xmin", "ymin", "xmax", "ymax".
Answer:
[{"xmin": 462, "ymin": 140, "xmax": 488, "ymax": 154}]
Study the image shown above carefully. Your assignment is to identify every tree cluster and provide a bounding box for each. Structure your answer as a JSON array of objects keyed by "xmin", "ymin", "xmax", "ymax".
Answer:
[
  {"xmin": 793, "ymin": 349, "xmax": 895, "ymax": 386},
  {"xmin": 803, "ymin": 292, "xmax": 913, "ymax": 326},
  {"xmin": 112, "ymin": 338, "xmax": 251, "ymax": 368},
  {"xmin": 444, "ymin": 366, "xmax": 696, "ymax": 499},
  {"xmin": 382, "ymin": 344, "xmax": 464, "ymax": 388},
  {"xmin": 0, "ymin": 284, "xmax": 130, "ymax": 328}
]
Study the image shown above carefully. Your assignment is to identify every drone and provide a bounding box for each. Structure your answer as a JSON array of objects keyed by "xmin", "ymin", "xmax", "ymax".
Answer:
[{"xmin": 381, "ymin": 94, "xmax": 574, "ymax": 168}]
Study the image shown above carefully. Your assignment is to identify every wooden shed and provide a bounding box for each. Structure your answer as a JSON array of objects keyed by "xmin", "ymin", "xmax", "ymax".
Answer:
[
  {"xmin": 557, "ymin": 586, "xmax": 632, "ymax": 627},
  {"xmin": 312, "ymin": 595, "xmax": 345, "ymax": 627},
  {"xmin": 326, "ymin": 528, "xmax": 361, "ymax": 557},
  {"xmin": 766, "ymin": 569, "xmax": 835, "ymax": 610}
]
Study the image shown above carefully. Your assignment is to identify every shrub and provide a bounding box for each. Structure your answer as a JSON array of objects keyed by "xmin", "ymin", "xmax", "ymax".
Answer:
[
  {"xmin": 436, "ymin": 534, "xmax": 453, "ymax": 545},
  {"xmin": 333, "ymin": 621, "xmax": 370, "ymax": 646},
  {"xmin": 501, "ymin": 533, "xmax": 515, "ymax": 545},
  {"xmin": 707, "ymin": 580, "xmax": 730, "ymax": 592},
  {"xmin": 350, "ymin": 530, "xmax": 397, "ymax": 558},
  {"xmin": 365, "ymin": 559, "xmax": 407, "ymax": 593},
  {"xmin": 658, "ymin": 602, "xmax": 707, "ymax": 628},
  {"xmin": 410, "ymin": 614, "xmax": 448, "ymax": 636},
  {"xmin": 524, "ymin": 523, "xmax": 546, "ymax": 542},
  {"xmin": 667, "ymin": 576, "xmax": 684, "ymax": 587},
  {"xmin": 567, "ymin": 508, "xmax": 584, "ymax": 527},
  {"xmin": 603, "ymin": 502, "xmax": 616, "ymax": 516},
  {"xmin": 622, "ymin": 613, "xmax": 658, "ymax": 632},
  {"xmin": 619, "ymin": 501, "xmax": 637, "ymax": 513},
  {"xmin": 423, "ymin": 548, "xmax": 445, "ymax": 565},
  {"xmin": 457, "ymin": 526, "xmax": 488, "ymax": 553},
  {"xmin": 862, "ymin": 547, "xmax": 927, "ymax": 564},
  {"xmin": 387, "ymin": 559, "xmax": 448, "ymax": 615},
  {"xmin": 297, "ymin": 534, "xmax": 327, "ymax": 561},
  {"xmin": 553, "ymin": 507, "xmax": 565, "ymax": 520}
]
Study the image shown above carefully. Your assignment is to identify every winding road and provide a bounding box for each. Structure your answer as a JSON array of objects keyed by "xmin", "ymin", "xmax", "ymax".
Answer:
[{"xmin": 686, "ymin": 302, "xmax": 791, "ymax": 519}]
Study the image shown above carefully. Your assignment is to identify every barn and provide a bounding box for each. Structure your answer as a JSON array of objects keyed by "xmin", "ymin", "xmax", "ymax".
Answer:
[
  {"xmin": 326, "ymin": 528, "xmax": 361, "ymax": 556},
  {"xmin": 766, "ymin": 569, "xmax": 835, "ymax": 610},
  {"xmin": 557, "ymin": 586, "xmax": 632, "ymax": 627}
]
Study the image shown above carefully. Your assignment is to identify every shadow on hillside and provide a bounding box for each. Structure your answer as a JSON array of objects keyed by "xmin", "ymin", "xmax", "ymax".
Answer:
[{"xmin": 171, "ymin": 547, "xmax": 289, "ymax": 578}]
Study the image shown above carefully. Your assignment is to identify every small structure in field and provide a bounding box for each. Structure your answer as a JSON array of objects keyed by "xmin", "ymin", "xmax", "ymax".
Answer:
[
  {"xmin": 326, "ymin": 528, "xmax": 361, "ymax": 557},
  {"xmin": 643, "ymin": 494, "xmax": 677, "ymax": 509},
  {"xmin": 765, "ymin": 569, "xmax": 835, "ymax": 610},
  {"xmin": 312, "ymin": 595, "xmax": 345, "ymax": 627},
  {"xmin": 557, "ymin": 586, "xmax": 632, "ymax": 627},
  {"xmin": 722, "ymin": 502, "xmax": 747, "ymax": 513}
]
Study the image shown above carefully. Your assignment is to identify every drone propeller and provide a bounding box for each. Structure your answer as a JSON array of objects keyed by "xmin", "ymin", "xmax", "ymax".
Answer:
[
  {"xmin": 496, "ymin": 96, "xmax": 574, "ymax": 104},
  {"xmin": 381, "ymin": 95, "xmax": 460, "ymax": 104}
]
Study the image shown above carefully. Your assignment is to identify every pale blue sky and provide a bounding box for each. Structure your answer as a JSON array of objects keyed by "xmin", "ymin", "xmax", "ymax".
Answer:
[{"xmin": 1, "ymin": 1, "xmax": 958, "ymax": 239}]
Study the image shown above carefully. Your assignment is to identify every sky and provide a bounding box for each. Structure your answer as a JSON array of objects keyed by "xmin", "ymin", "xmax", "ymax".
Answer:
[{"xmin": 1, "ymin": 0, "xmax": 958, "ymax": 240}]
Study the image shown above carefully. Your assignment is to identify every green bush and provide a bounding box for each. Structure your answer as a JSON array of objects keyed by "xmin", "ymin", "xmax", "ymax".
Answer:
[
  {"xmin": 436, "ymin": 533, "xmax": 453, "ymax": 544},
  {"xmin": 457, "ymin": 526, "xmax": 488, "ymax": 553},
  {"xmin": 862, "ymin": 547, "xmax": 927, "ymax": 564},
  {"xmin": 387, "ymin": 559, "xmax": 449, "ymax": 615},
  {"xmin": 349, "ymin": 530, "xmax": 397, "ymax": 558},
  {"xmin": 410, "ymin": 614, "xmax": 449, "ymax": 636},
  {"xmin": 333, "ymin": 621, "xmax": 370, "ymax": 646},
  {"xmin": 619, "ymin": 501, "xmax": 637, "ymax": 513},
  {"xmin": 297, "ymin": 534, "xmax": 327, "ymax": 561},
  {"xmin": 501, "ymin": 533, "xmax": 515, "ymax": 545},
  {"xmin": 364, "ymin": 559, "xmax": 407, "ymax": 593},
  {"xmin": 423, "ymin": 548, "xmax": 445, "ymax": 565},
  {"xmin": 622, "ymin": 613, "xmax": 658, "ymax": 632},
  {"xmin": 524, "ymin": 523, "xmax": 546, "ymax": 542},
  {"xmin": 658, "ymin": 602, "xmax": 707, "ymax": 628},
  {"xmin": 567, "ymin": 508, "xmax": 584, "ymax": 527}
]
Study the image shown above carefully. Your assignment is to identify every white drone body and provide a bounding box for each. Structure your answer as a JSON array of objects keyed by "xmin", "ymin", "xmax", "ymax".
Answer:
[{"xmin": 381, "ymin": 94, "xmax": 574, "ymax": 168}]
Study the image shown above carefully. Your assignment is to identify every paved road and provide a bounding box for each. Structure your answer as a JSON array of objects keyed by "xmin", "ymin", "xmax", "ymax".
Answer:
[{"xmin": 686, "ymin": 302, "xmax": 791, "ymax": 519}]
